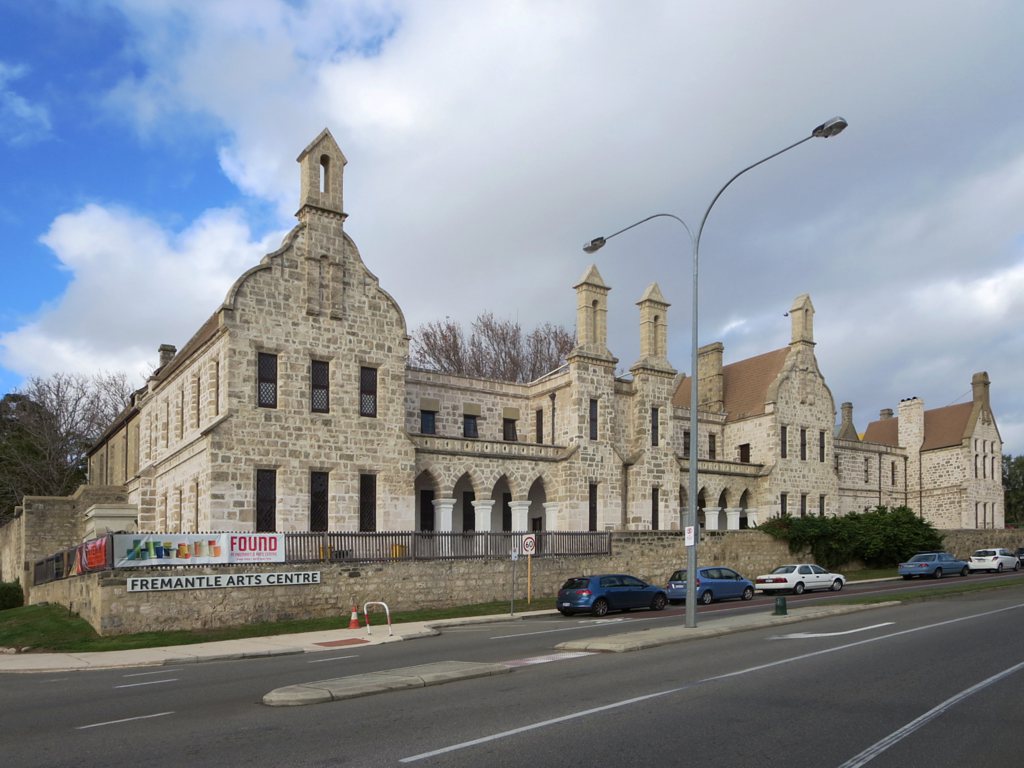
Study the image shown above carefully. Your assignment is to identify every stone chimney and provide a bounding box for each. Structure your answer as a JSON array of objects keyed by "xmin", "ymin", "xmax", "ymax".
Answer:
[
  {"xmin": 836, "ymin": 401, "xmax": 860, "ymax": 441},
  {"xmin": 697, "ymin": 342, "xmax": 724, "ymax": 413},
  {"xmin": 971, "ymin": 371, "xmax": 991, "ymax": 410},
  {"xmin": 789, "ymin": 294, "xmax": 815, "ymax": 345},
  {"xmin": 158, "ymin": 344, "xmax": 177, "ymax": 369},
  {"xmin": 570, "ymin": 265, "xmax": 615, "ymax": 362},
  {"xmin": 897, "ymin": 397, "xmax": 924, "ymax": 451},
  {"xmin": 879, "ymin": 408, "xmax": 894, "ymax": 420}
]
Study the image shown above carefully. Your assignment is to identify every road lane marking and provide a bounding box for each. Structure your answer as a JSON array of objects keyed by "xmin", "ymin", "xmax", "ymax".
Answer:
[
  {"xmin": 123, "ymin": 668, "xmax": 183, "ymax": 677},
  {"xmin": 402, "ymin": 601, "xmax": 1024, "ymax": 763},
  {"xmin": 307, "ymin": 654, "xmax": 359, "ymax": 664},
  {"xmin": 114, "ymin": 679, "xmax": 178, "ymax": 689},
  {"xmin": 76, "ymin": 712, "xmax": 174, "ymax": 730},
  {"xmin": 836, "ymin": 659, "xmax": 1024, "ymax": 768},
  {"xmin": 772, "ymin": 622, "xmax": 894, "ymax": 639},
  {"xmin": 503, "ymin": 652, "xmax": 596, "ymax": 668}
]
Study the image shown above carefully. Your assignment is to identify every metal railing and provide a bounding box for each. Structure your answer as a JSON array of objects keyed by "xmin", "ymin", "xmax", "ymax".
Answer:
[{"xmin": 32, "ymin": 530, "xmax": 612, "ymax": 586}]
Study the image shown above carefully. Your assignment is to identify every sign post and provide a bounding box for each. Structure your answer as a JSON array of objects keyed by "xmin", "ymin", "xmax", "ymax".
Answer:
[
  {"xmin": 521, "ymin": 534, "xmax": 537, "ymax": 605},
  {"xmin": 510, "ymin": 548, "xmax": 519, "ymax": 615}
]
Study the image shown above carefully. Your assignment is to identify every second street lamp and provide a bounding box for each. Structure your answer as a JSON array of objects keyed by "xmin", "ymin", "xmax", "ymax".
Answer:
[{"xmin": 584, "ymin": 116, "xmax": 847, "ymax": 628}]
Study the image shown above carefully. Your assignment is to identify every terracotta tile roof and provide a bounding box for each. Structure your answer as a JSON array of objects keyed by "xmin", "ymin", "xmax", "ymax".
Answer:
[
  {"xmin": 673, "ymin": 347, "xmax": 789, "ymax": 422},
  {"xmin": 863, "ymin": 401, "xmax": 973, "ymax": 451}
]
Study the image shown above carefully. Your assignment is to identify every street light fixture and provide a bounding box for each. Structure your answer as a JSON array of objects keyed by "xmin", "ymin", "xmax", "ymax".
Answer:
[{"xmin": 583, "ymin": 117, "xmax": 847, "ymax": 628}]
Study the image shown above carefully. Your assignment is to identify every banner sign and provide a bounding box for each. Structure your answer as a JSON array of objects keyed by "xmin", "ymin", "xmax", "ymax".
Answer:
[
  {"xmin": 113, "ymin": 533, "xmax": 285, "ymax": 567},
  {"xmin": 74, "ymin": 537, "xmax": 110, "ymax": 574},
  {"xmin": 127, "ymin": 570, "xmax": 321, "ymax": 593}
]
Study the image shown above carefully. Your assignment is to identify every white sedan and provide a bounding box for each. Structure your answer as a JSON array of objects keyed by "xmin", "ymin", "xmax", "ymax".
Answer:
[
  {"xmin": 967, "ymin": 548, "xmax": 1021, "ymax": 573},
  {"xmin": 755, "ymin": 563, "xmax": 845, "ymax": 595}
]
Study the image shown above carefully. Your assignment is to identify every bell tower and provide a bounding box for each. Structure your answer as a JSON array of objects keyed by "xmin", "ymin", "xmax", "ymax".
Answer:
[{"xmin": 296, "ymin": 128, "xmax": 347, "ymax": 219}]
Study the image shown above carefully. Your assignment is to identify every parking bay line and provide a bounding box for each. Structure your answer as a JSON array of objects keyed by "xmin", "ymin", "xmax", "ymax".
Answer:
[{"xmin": 114, "ymin": 679, "xmax": 178, "ymax": 689}]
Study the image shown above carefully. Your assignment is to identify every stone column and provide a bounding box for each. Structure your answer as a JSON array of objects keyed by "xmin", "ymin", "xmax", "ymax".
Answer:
[
  {"xmin": 725, "ymin": 508, "xmax": 741, "ymax": 531},
  {"xmin": 542, "ymin": 502, "xmax": 560, "ymax": 530},
  {"xmin": 471, "ymin": 499, "xmax": 494, "ymax": 532},
  {"xmin": 433, "ymin": 498, "xmax": 456, "ymax": 531},
  {"xmin": 509, "ymin": 500, "xmax": 531, "ymax": 531},
  {"xmin": 704, "ymin": 506, "xmax": 723, "ymax": 531}
]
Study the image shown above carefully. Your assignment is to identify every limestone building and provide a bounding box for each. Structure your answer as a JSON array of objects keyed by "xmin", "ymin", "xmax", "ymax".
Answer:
[{"xmin": 84, "ymin": 130, "xmax": 1005, "ymax": 534}]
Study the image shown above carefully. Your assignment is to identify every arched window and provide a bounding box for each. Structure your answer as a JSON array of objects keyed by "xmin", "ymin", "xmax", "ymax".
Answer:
[{"xmin": 319, "ymin": 154, "xmax": 330, "ymax": 193}]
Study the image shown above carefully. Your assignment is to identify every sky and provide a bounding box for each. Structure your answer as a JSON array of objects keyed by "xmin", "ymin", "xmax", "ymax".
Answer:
[{"xmin": 1, "ymin": 0, "xmax": 1023, "ymax": 454}]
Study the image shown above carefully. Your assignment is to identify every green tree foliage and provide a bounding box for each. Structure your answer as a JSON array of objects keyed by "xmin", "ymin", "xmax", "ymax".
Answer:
[
  {"xmin": 0, "ymin": 581, "xmax": 25, "ymax": 611},
  {"xmin": 0, "ymin": 372, "xmax": 132, "ymax": 524},
  {"xmin": 757, "ymin": 506, "xmax": 943, "ymax": 570},
  {"xmin": 1002, "ymin": 454, "xmax": 1024, "ymax": 528}
]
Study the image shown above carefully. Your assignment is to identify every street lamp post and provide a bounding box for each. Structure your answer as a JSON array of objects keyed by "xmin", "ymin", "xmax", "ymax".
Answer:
[{"xmin": 584, "ymin": 116, "xmax": 847, "ymax": 628}]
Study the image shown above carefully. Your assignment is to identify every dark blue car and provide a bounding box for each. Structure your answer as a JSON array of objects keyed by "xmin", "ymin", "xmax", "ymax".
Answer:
[
  {"xmin": 557, "ymin": 574, "xmax": 668, "ymax": 617},
  {"xmin": 666, "ymin": 566, "xmax": 755, "ymax": 605}
]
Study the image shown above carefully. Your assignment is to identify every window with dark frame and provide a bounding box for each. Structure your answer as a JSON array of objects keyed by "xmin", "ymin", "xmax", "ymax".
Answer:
[
  {"xmin": 739, "ymin": 443, "xmax": 751, "ymax": 463},
  {"xmin": 780, "ymin": 492, "xmax": 788, "ymax": 516},
  {"xmin": 310, "ymin": 471, "xmax": 329, "ymax": 532},
  {"xmin": 891, "ymin": 461, "xmax": 897, "ymax": 485},
  {"xmin": 359, "ymin": 473, "xmax": 376, "ymax": 532},
  {"xmin": 819, "ymin": 430, "xmax": 826, "ymax": 462},
  {"xmin": 257, "ymin": 352, "xmax": 277, "ymax": 408},
  {"xmin": 864, "ymin": 458, "xmax": 870, "ymax": 483},
  {"xmin": 780, "ymin": 425, "xmax": 788, "ymax": 458},
  {"xmin": 502, "ymin": 418, "xmax": 518, "ymax": 441},
  {"xmin": 589, "ymin": 398, "xmax": 598, "ymax": 440},
  {"xmin": 255, "ymin": 469, "xmax": 277, "ymax": 532},
  {"xmin": 651, "ymin": 407, "xmax": 659, "ymax": 447},
  {"xmin": 651, "ymin": 487, "xmax": 659, "ymax": 530},
  {"xmin": 800, "ymin": 493, "xmax": 807, "ymax": 517},
  {"xmin": 800, "ymin": 428, "xmax": 807, "ymax": 460},
  {"xmin": 359, "ymin": 367, "xmax": 377, "ymax": 417},
  {"xmin": 708, "ymin": 434, "xmax": 716, "ymax": 461},
  {"xmin": 420, "ymin": 410, "xmax": 436, "ymax": 434},
  {"xmin": 463, "ymin": 414, "xmax": 479, "ymax": 438},
  {"xmin": 311, "ymin": 360, "xmax": 329, "ymax": 413},
  {"xmin": 819, "ymin": 494, "xmax": 826, "ymax": 516},
  {"xmin": 588, "ymin": 483, "xmax": 598, "ymax": 531},
  {"xmin": 683, "ymin": 430, "xmax": 690, "ymax": 459},
  {"xmin": 535, "ymin": 409, "xmax": 543, "ymax": 444}
]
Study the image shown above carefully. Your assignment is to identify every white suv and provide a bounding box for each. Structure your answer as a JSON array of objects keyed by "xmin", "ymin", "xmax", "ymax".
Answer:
[{"xmin": 967, "ymin": 548, "xmax": 1021, "ymax": 573}]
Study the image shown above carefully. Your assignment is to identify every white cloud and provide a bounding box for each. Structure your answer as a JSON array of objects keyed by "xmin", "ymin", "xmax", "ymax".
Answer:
[
  {"xmin": 0, "ymin": 204, "xmax": 283, "ymax": 379},
  {"xmin": 0, "ymin": 61, "xmax": 51, "ymax": 145}
]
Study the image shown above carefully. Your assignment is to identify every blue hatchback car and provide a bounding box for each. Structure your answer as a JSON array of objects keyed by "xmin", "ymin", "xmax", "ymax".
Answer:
[
  {"xmin": 666, "ymin": 566, "xmax": 755, "ymax": 605},
  {"xmin": 557, "ymin": 574, "xmax": 668, "ymax": 617}
]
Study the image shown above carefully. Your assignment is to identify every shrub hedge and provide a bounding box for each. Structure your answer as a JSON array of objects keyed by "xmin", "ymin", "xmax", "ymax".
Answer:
[{"xmin": 0, "ymin": 580, "xmax": 25, "ymax": 611}]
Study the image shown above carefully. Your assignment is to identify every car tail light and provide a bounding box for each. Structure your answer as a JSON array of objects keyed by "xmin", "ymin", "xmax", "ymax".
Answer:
[
  {"xmin": 575, "ymin": 589, "xmax": 592, "ymax": 597},
  {"xmin": 695, "ymin": 579, "xmax": 701, "ymax": 587}
]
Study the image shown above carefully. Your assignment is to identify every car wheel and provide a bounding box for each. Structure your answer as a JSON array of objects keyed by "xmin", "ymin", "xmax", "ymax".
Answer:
[
  {"xmin": 933, "ymin": 568, "xmax": 943, "ymax": 579},
  {"xmin": 699, "ymin": 590, "xmax": 713, "ymax": 605},
  {"xmin": 793, "ymin": 582, "xmax": 805, "ymax": 595},
  {"xmin": 997, "ymin": 563, "xmax": 1004, "ymax": 573},
  {"xmin": 591, "ymin": 598, "xmax": 609, "ymax": 617},
  {"xmin": 1015, "ymin": 561, "xmax": 1021, "ymax": 572},
  {"xmin": 830, "ymin": 579, "xmax": 843, "ymax": 592},
  {"xmin": 960, "ymin": 566, "xmax": 969, "ymax": 577},
  {"xmin": 902, "ymin": 575, "xmax": 913, "ymax": 580},
  {"xmin": 742, "ymin": 586, "xmax": 754, "ymax": 601},
  {"xmin": 559, "ymin": 609, "xmax": 573, "ymax": 617},
  {"xmin": 651, "ymin": 593, "xmax": 668, "ymax": 611}
]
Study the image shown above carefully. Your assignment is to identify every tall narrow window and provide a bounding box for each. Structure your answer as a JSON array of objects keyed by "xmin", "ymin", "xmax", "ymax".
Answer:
[
  {"xmin": 588, "ymin": 483, "xmax": 598, "ymax": 531},
  {"xmin": 256, "ymin": 469, "xmax": 277, "ymax": 532},
  {"xmin": 800, "ymin": 428, "xmax": 807, "ymax": 460},
  {"xmin": 891, "ymin": 461, "xmax": 897, "ymax": 485},
  {"xmin": 535, "ymin": 409, "xmax": 543, "ymax": 444},
  {"xmin": 311, "ymin": 360, "xmax": 329, "ymax": 413},
  {"xmin": 819, "ymin": 494, "xmax": 825, "ymax": 516},
  {"xmin": 463, "ymin": 413, "xmax": 479, "ymax": 438},
  {"xmin": 319, "ymin": 154, "xmax": 329, "ymax": 192},
  {"xmin": 503, "ymin": 418, "xmax": 518, "ymax": 441},
  {"xmin": 819, "ymin": 431, "xmax": 826, "ymax": 462},
  {"xmin": 257, "ymin": 352, "xmax": 278, "ymax": 408},
  {"xmin": 359, "ymin": 473, "xmax": 376, "ymax": 532},
  {"xmin": 213, "ymin": 359, "xmax": 221, "ymax": 416},
  {"xmin": 864, "ymin": 458, "xmax": 870, "ymax": 483},
  {"xmin": 589, "ymin": 398, "xmax": 598, "ymax": 440},
  {"xmin": 178, "ymin": 389, "xmax": 184, "ymax": 439},
  {"xmin": 780, "ymin": 425, "xmax": 788, "ymax": 458},
  {"xmin": 193, "ymin": 375, "xmax": 201, "ymax": 428},
  {"xmin": 708, "ymin": 434, "xmax": 716, "ymax": 461},
  {"xmin": 683, "ymin": 430, "xmax": 691, "ymax": 459},
  {"xmin": 420, "ymin": 410, "xmax": 436, "ymax": 435},
  {"xmin": 739, "ymin": 443, "xmax": 751, "ymax": 463},
  {"xmin": 359, "ymin": 366, "xmax": 377, "ymax": 417},
  {"xmin": 651, "ymin": 407, "xmax": 659, "ymax": 447},
  {"xmin": 780, "ymin": 492, "xmax": 788, "ymax": 516},
  {"xmin": 800, "ymin": 493, "xmax": 807, "ymax": 517},
  {"xmin": 310, "ymin": 471, "xmax": 329, "ymax": 532},
  {"xmin": 651, "ymin": 487, "xmax": 660, "ymax": 530}
]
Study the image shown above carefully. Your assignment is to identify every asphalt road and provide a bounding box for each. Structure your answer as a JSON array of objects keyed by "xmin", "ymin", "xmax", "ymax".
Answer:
[{"xmin": 3, "ymin": 573, "xmax": 1024, "ymax": 767}]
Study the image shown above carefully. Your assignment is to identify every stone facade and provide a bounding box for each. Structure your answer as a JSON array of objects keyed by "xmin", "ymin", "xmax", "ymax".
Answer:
[{"xmin": 64, "ymin": 130, "xmax": 1004, "ymax": 547}]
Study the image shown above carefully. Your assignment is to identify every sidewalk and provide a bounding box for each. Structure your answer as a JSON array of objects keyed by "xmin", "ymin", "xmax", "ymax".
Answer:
[{"xmin": 0, "ymin": 602, "xmax": 897, "ymax": 675}]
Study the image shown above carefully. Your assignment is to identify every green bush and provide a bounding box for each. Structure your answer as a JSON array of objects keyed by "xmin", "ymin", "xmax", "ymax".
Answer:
[
  {"xmin": 0, "ymin": 580, "xmax": 25, "ymax": 611},
  {"xmin": 758, "ymin": 506, "xmax": 943, "ymax": 570}
]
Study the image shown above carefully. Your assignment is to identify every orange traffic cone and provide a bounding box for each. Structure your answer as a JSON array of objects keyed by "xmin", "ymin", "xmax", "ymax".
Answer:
[{"xmin": 348, "ymin": 606, "xmax": 361, "ymax": 630}]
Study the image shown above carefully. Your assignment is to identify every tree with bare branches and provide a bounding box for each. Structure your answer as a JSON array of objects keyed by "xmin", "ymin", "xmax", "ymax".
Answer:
[
  {"xmin": 0, "ymin": 372, "xmax": 133, "ymax": 524},
  {"xmin": 411, "ymin": 313, "xmax": 575, "ymax": 383}
]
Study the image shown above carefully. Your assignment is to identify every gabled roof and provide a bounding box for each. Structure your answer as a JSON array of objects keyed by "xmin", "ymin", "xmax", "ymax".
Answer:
[
  {"xmin": 152, "ymin": 312, "xmax": 223, "ymax": 385},
  {"xmin": 672, "ymin": 347, "xmax": 789, "ymax": 422},
  {"xmin": 863, "ymin": 401, "xmax": 974, "ymax": 451}
]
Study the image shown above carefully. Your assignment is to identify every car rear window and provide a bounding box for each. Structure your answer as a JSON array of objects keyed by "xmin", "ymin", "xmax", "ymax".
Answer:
[
  {"xmin": 561, "ymin": 577, "xmax": 591, "ymax": 590},
  {"xmin": 974, "ymin": 550, "xmax": 996, "ymax": 557},
  {"xmin": 669, "ymin": 570, "xmax": 687, "ymax": 581},
  {"xmin": 772, "ymin": 566, "xmax": 797, "ymax": 574},
  {"xmin": 908, "ymin": 554, "xmax": 935, "ymax": 562}
]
